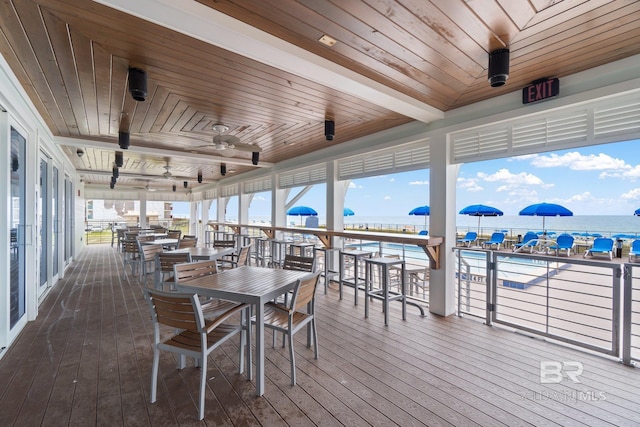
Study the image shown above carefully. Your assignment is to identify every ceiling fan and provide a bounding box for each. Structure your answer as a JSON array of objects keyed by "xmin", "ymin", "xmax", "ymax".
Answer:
[
  {"xmin": 162, "ymin": 164, "xmax": 173, "ymax": 179},
  {"xmin": 132, "ymin": 180, "xmax": 158, "ymax": 192},
  {"xmin": 195, "ymin": 124, "xmax": 262, "ymax": 155}
]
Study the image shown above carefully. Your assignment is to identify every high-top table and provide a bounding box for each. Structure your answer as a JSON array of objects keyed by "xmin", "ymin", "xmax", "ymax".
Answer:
[
  {"xmin": 168, "ymin": 246, "xmax": 235, "ymax": 261},
  {"xmin": 176, "ymin": 266, "xmax": 311, "ymax": 396}
]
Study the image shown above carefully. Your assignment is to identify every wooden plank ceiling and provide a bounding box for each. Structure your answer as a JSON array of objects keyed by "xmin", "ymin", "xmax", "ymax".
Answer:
[{"xmin": 1, "ymin": 0, "xmax": 639, "ymax": 192}]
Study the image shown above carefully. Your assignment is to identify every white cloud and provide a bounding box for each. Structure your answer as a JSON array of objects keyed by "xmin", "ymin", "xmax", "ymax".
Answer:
[
  {"xmin": 531, "ymin": 151, "xmax": 628, "ymax": 171},
  {"xmin": 564, "ymin": 192, "xmax": 592, "ymax": 202},
  {"xmin": 389, "ymin": 178, "xmax": 395, "ymax": 182},
  {"xmin": 409, "ymin": 180, "xmax": 429, "ymax": 185},
  {"xmin": 253, "ymin": 195, "xmax": 266, "ymax": 201},
  {"xmin": 621, "ymin": 188, "xmax": 640, "ymax": 200},
  {"xmin": 348, "ymin": 182, "xmax": 363, "ymax": 189},
  {"xmin": 600, "ymin": 164, "xmax": 640, "ymax": 180},
  {"xmin": 457, "ymin": 177, "xmax": 483, "ymax": 192},
  {"xmin": 383, "ymin": 195, "xmax": 391, "ymax": 200},
  {"xmin": 478, "ymin": 168, "xmax": 545, "ymax": 189}
]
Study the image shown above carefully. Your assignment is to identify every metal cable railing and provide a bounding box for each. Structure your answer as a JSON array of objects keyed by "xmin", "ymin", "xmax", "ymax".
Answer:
[{"xmin": 454, "ymin": 247, "xmax": 623, "ymax": 358}]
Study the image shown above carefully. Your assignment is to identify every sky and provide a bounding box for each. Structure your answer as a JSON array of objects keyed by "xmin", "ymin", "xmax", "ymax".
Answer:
[{"xmin": 175, "ymin": 138, "xmax": 640, "ymax": 218}]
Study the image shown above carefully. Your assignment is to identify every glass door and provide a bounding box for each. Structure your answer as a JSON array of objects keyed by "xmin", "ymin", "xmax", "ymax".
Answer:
[
  {"xmin": 10, "ymin": 126, "xmax": 26, "ymax": 329},
  {"xmin": 52, "ymin": 166, "xmax": 59, "ymax": 278},
  {"xmin": 38, "ymin": 154, "xmax": 49, "ymax": 295},
  {"xmin": 64, "ymin": 177, "xmax": 74, "ymax": 264}
]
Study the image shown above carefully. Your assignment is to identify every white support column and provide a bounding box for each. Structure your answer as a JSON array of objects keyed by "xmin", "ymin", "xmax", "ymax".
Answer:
[
  {"xmin": 239, "ymin": 193, "xmax": 253, "ymax": 233},
  {"xmin": 326, "ymin": 161, "xmax": 346, "ymax": 273},
  {"xmin": 428, "ymin": 132, "xmax": 459, "ymax": 317},
  {"xmin": 326, "ymin": 161, "xmax": 345, "ymax": 232},
  {"xmin": 202, "ymin": 199, "xmax": 212, "ymax": 242},
  {"xmin": 217, "ymin": 197, "xmax": 227, "ymax": 223},
  {"xmin": 190, "ymin": 201, "xmax": 198, "ymax": 236},
  {"xmin": 139, "ymin": 193, "xmax": 147, "ymax": 228},
  {"xmin": 271, "ymin": 175, "xmax": 287, "ymax": 239}
]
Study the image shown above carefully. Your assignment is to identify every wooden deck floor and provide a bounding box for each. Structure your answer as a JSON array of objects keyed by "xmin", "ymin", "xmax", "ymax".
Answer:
[{"xmin": 1, "ymin": 245, "xmax": 639, "ymax": 426}]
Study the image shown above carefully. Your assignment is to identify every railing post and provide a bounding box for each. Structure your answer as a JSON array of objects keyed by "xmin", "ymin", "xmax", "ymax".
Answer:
[
  {"xmin": 486, "ymin": 251, "xmax": 494, "ymax": 326},
  {"xmin": 612, "ymin": 265, "xmax": 622, "ymax": 359},
  {"xmin": 622, "ymin": 264, "xmax": 634, "ymax": 365}
]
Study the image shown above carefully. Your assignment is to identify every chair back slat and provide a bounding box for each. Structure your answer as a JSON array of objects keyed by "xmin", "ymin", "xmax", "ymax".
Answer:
[
  {"xmin": 178, "ymin": 238, "xmax": 198, "ymax": 248},
  {"xmin": 145, "ymin": 290, "xmax": 203, "ymax": 331},
  {"xmin": 122, "ymin": 239, "xmax": 140, "ymax": 254},
  {"xmin": 157, "ymin": 252, "xmax": 192, "ymax": 273},
  {"xmin": 236, "ymin": 245, "xmax": 251, "ymax": 267},
  {"xmin": 141, "ymin": 244, "xmax": 163, "ymax": 261},
  {"xmin": 174, "ymin": 260, "xmax": 218, "ymax": 283},
  {"xmin": 167, "ymin": 230, "xmax": 182, "ymax": 239},
  {"xmin": 290, "ymin": 273, "xmax": 320, "ymax": 312},
  {"xmin": 283, "ymin": 254, "xmax": 315, "ymax": 272},
  {"xmin": 213, "ymin": 240, "xmax": 235, "ymax": 248}
]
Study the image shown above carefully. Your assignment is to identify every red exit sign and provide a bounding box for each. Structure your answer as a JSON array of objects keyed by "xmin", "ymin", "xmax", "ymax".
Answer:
[{"xmin": 522, "ymin": 78, "xmax": 559, "ymax": 104}]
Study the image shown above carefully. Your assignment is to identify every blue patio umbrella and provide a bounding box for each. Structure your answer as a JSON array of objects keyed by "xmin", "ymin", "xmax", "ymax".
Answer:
[
  {"xmin": 519, "ymin": 202, "xmax": 573, "ymax": 231},
  {"xmin": 635, "ymin": 208, "xmax": 640, "ymax": 216},
  {"xmin": 459, "ymin": 204, "xmax": 503, "ymax": 235},
  {"xmin": 287, "ymin": 205, "xmax": 318, "ymax": 225},
  {"xmin": 343, "ymin": 207, "xmax": 355, "ymax": 216},
  {"xmin": 409, "ymin": 205, "xmax": 430, "ymax": 230}
]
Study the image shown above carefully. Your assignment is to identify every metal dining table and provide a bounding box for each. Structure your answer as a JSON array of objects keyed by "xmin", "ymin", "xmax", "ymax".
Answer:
[
  {"xmin": 143, "ymin": 238, "xmax": 179, "ymax": 250},
  {"xmin": 176, "ymin": 266, "xmax": 311, "ymax": 396},
  {"xmin": 168, "ymin": 246, "xmax": 235, "ymax": 261}
]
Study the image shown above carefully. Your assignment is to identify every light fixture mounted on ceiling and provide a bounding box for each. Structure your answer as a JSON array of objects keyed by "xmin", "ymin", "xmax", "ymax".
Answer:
[
  {"xmin": 197, "ymin": 172, "xmax": 203, "ymax": 183},
  {"xmin": 324, "ymin": 120, "xmax": 335, "ymax": 141},
  {"xmin": 128, "ymin": 67, "xmax": 147, "ymax": 101},
  {"xmin": 318, "ymin": 34, "xmax": 337, "ymax": 47},
  {"xmin": 488, "ymin": 48, "xmax": 510, "ymax": 87},
  {"xmin": 115, "ymin": 151, "xmax": 123, "ymax": 167},
  {"xmin": 220, "ymin": 164, "xmax": 227, "ymax": 176},
  {"xmin": 118, "ymin": 131, "xmax": 130, "ymax": 149}
]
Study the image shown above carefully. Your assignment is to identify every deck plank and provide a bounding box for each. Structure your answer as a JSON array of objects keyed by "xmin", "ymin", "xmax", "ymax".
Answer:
[{"xmin": 0, "ymin": 245, "xmax": 639, "ymax": 426}]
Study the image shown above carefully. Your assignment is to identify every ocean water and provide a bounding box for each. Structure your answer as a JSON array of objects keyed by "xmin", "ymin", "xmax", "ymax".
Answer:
[
  {"xmin": 343, "ymin": 215, "xmax": 640, "ymax": 236},
  {"xmin": 243, "ymin": 215, "xmax": 640, "ymax": 237}
]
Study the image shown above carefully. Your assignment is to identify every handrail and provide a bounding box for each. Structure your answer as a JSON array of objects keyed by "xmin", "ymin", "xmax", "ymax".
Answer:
[{"xmin": 208, "ymin": 222, "xmax": 443, "ymax": 269}]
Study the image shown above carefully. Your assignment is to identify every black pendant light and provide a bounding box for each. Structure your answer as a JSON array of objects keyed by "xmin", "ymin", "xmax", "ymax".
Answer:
[
  {"xmin": 197, "ymin": 172, "xmax": 203, "ymax": 183},
  {"xmin": 118, "ymin": 131, "xmax": 130, "ymax": 149},
  {"xmin": 324, "ymin": 120, "xmax": 335, "ymax": 141},
  {"xmin": 252, "ymin": 152, "xmax": 259, "ymax": 165},
  {"xmin": 128, "ymin": 67, "xmax": 147, "ymax": 101},
  {"xmin": 488, "ymin": 49, "xmax": 510, "ymax": 87},
  {"xmin": 220, "ymin": 164, "xmax": 227, "ymax": 176},
  {"xmin": 115, "ymin": 151, "xmax": 124, "ymax": 167}
]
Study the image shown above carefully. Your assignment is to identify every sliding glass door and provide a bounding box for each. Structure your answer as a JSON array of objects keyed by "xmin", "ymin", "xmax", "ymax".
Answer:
[
  {"xmin": 38, "ymin": 154, "xmax": 49, "ymax": 295},
  {"xmin": 10, "ymin": 126, "xmax": 26, "ymax": 329}
]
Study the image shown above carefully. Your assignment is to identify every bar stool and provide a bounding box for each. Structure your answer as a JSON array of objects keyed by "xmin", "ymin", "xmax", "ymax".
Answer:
[
  {"xmin": 288, "ymin": 242, "xmax": 315, "ymax": 257},
  {"xmin": 269, "ymin": 239, "xmax": 290, "ymax": 268},
  {"xmin": 255, "ymin": 237, "xmax": 271, "ymax": 267},
  {"xmin": 363, "ymin": 257, "xmax": 406, "ymax": 326},
  {"xmin": 339, "ymin": 249, "xmax": 372, "ymax": 305},
  {"xmin": 313, "ymin": 246, "xmax": 339, "ymax": 294}
]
